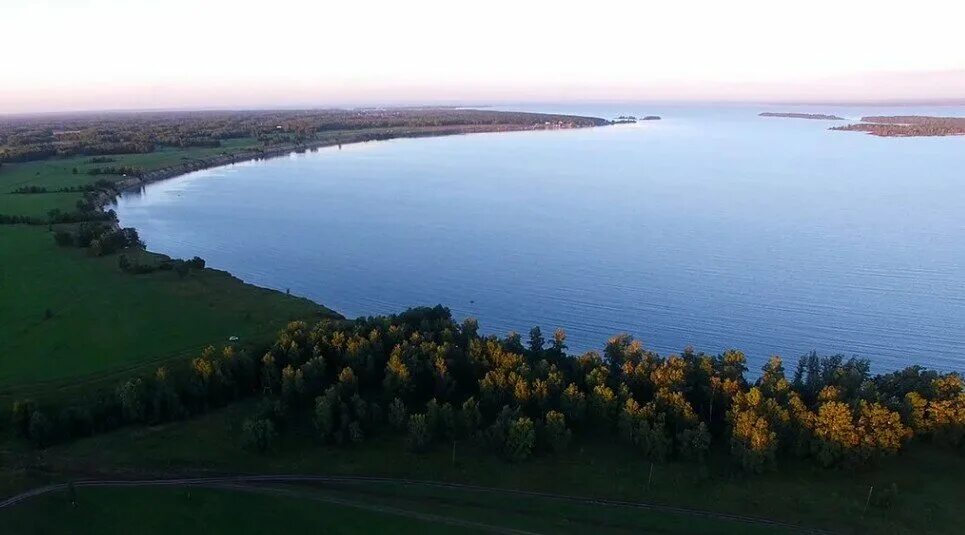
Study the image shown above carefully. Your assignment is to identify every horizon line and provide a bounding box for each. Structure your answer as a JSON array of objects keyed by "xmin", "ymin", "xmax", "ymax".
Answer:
[{"xmin": 3, "ymin": 97, "xmax": 965, "ymax": 118}]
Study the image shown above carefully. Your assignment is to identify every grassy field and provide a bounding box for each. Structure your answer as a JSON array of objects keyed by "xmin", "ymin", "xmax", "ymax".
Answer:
[
  {"xmin": 0, "ymin": 225, "xmax": 327, "ymax": 390},
  {"xmin": 0, "ymin": 192, "xmax": 82, "ymax": 218},
  {"xmin": 0, "ymin": 143, "xmax": 335, "ymax": 399},
  {"xmin": 21, "ymin": 399, "xmax": 961, "ymax": 534},
  {"xmin": 0, "ymin": 481, "xmax": 783, "ymax": 534},
  {"xmin": 0, "ymin": 486, "xmax": 473, "ymax": 535}
]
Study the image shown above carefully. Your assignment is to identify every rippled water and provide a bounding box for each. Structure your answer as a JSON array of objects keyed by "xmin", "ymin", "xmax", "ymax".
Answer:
[{"xmin": 116, "ymin": 104, "xmax": 965, "ymax": 373}]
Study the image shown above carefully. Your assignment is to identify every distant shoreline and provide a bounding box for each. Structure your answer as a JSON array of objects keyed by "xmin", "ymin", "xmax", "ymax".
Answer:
[
  {"xmin": 759, "ymin": 112, "xmax": 845, "ymax": 121},
  {"xmin": 831, "ymin": 116, "xmax": 965, "ymax": 137},
  {"xmin": 110, "ymin": 121, "xmax": 608, "ymax": 196}
]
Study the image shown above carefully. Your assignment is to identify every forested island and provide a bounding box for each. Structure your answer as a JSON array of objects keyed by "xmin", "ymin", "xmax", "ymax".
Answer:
[
  {"xmin": 1, "ymin": 107, "xmax": 963, "ymax": 533},
  {"xmin": 831, "ymin": 116, "xmax": 965, "ymax": 137},
  {"xmin": 611, "ymin": 115, "xmax": 661, "ymax": 124},
  {"xmin": 759, "ymin": 112, "xmax": 845, "ymax": 120}
]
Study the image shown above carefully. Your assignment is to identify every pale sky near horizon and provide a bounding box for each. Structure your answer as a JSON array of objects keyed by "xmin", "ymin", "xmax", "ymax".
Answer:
[{"xmin": 2, "ymin": 0, "xmax": 964, "ymax": 113}]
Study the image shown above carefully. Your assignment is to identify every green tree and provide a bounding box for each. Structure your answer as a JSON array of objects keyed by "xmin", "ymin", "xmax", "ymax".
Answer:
[
  {"xmin": 383, "ymin": 350, "xmax": 412, "ymax": 400},
  {"xmin": 388, "ymin": 398, "xmax": 407, "ymax": 431},
  {"xmin": 503, "ymin": 331, "xmax": 524, "ymax": 354},
  {"xmin": 560, "ymin": 383, "xmax": 586, "ymax": 424},
  {"xmin": 506, "ymin": 417, "xmax": 536, "ymax": 462},
  {"xmin": 338, "ymin": 367, "xmax": 358, "ymax": 397},
  {"xmin": 543, "ymin": 410, "xmax": 571, "ymax": 454},
  {"xmin": 811, "ymin": 401, "xmax": 857, "ymax": 467},
  {"xmin": 116, "ymin": 377, "xmax": 147, "ymax": 423},
  {"xmin": 460, "ymin": 397, "xmax": 482, "ymax": 438},
  {"xmin": 28, "ymin": 410, "xmax": 54, "ymax": 447},
  {"xmin": 313, "ymin": 393, "xmax": 336, "ymax": 441},
  {"xmin": 528, "ymin": 326, "xmax": 545, "ymax": 353},
  {"xmin": 11, "ymin": 399, "xmax": 37, "ymax": 438},
  {"xmin": 280, "ymin": 365, "xmax": 298, "ymax": 407},
  {"xmin": 677, "ymin": 422, "xmax": 711, "ymax": 463},
  {"xmin": 406, "ymin": 413, "xmax": 432, "ymax": 452}
]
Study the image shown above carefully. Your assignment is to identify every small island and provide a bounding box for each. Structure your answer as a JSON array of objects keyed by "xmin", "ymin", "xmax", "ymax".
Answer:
[
  {"xmin": 760, "ymin": 112, "xmax": 845, "ymax": 120},
  {"xmin": 611, "ymin": 115, "xmax": 661, "ymax": 124},
  {"xmin": 831, "ymin": 116, "xmax": 965, "ymax": 137}
]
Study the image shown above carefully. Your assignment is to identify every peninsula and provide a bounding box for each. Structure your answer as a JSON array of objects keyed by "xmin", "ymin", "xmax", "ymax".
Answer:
[
  {"xmin": 831, "ymin": 115, "xmax": 965, "ymax": 137},
  {"xmin": 759, "ymin": 112, "xmax": 845, "ymax": 120}
]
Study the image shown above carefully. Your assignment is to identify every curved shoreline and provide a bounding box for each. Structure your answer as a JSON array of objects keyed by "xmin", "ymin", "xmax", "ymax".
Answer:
[
  {"xmin": 105, "ymin": 121, "xmax": 609, "ymax": 315},
  {"xmin": 111, "ymin": 123, "xmax": 607, "ymax": 195}
]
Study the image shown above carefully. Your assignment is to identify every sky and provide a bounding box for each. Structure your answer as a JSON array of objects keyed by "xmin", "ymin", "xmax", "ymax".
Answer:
[{"xmin": 2, "ymin": 0, "xmax": 964, "ymax": 113}]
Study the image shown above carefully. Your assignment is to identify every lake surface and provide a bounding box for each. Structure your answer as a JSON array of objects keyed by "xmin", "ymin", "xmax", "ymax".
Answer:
[{"xmin": 115, "ymin": 104, "xmax": 965, "ymax": 373}]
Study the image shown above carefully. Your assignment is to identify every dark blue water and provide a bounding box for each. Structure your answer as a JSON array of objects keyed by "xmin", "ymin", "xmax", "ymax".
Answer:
[{"xmin": 116, "ymin": 104, "xmax": 965, "ymax": 373}]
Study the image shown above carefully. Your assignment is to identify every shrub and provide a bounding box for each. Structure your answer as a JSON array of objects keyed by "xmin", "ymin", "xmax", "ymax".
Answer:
[
  {"xmin": 53, "ymin": 230, "xmax": 74, "ymax": 246},
  {"xmin": 677, "ymin": 422, "xmax": 711, "ymax": 463},
  {"xmin": 241, "ymin": 418, "xmax": 277, "ymax": 453},
  {"xmin": 11, "ymin": 399, "xmax": 37, "ymax": 437},
  {"xmin": 406, "ymin": 413, "xmax": 431, "ymax": 452},
  {"xmin": 28, "ymin": 410, "xmax": 54, "ymax": 447}
]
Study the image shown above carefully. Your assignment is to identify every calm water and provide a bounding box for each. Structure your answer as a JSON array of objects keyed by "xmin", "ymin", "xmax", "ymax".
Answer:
[{"xmin": 116, "ymin": 104, "xmax": 965, "ymax": 373}]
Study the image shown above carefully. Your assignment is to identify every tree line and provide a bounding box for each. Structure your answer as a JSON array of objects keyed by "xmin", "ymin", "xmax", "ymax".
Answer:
[
  {"xmin": 11, "ymin": 307, "xmax": 963, "ymax": 473},
  {"xmin": 0, "ymin": 109, "xmax": 607, "ymax": 164},
  {"xmin": 11, "ymin": 179, "xmax": 116, "ymax": 195}
]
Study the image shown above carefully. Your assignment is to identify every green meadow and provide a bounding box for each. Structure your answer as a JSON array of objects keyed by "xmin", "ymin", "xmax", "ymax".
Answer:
[
  {"xmin": 27, "ymin": 399, "xmax": 962, "ymax": 534},
  {"xmin": 0, "ymin": 144, "xmax": 332, "ymax": 400},
  {"xmin": 1, "ymin": 481, "xmax": 781, "ymax": 535}
]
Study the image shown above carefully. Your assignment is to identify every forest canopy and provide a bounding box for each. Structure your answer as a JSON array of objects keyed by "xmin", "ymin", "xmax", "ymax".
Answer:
[
  {"xmin": 0, "ymin": 109, "xmax": 607, "ymax": 164},
  {"xmin": 14, "ymin": 307, "xmax": 964, "ymax": 472}
]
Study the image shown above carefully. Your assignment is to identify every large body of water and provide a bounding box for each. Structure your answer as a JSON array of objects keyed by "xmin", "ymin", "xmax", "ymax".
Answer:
[{"xmin": 115, "ymin": 104, "xmax": 965, "ymax": 373}]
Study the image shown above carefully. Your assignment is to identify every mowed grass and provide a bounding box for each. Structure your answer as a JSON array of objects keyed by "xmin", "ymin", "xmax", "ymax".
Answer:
[
  {"xmin": 0, "ymin": 191, "xmax": 82, "ymax": 218},
  {"xmin": 0, "ymin": 224, "xmax": 329, "ymax": 391},
  {"xmin": 0, "ymin": 481, "xmax": 777, "ymax": 535},
  {"xmin": 35, "ymin": 400, "xmax": 965, "ymax": 534},
  {"xmin": 0, "ymin": 139, "xmax": 261, "ymax": 208},
  {"xmin": 1, "ymin": 486, "xmax": 471, "ymax": 535},
  {"xmin": 0, "ymin": 145, "xmax": 337, "ymax": 397},
  {"xmin": 0, "ymin": 159, "xmax": 107, "ymax": 193}
]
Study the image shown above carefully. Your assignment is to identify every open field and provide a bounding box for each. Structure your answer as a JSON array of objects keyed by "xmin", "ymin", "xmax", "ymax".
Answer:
[
  {"xmin": 0, "ymin": 224, "xmax": 328, "ymax": 393},
  {"xmin": 0, "ymin": 479, "xmax": 790, "ymax": 535},
  {"xmin": 0, "ymin": 485, "xmax": 472, "ymax": 535},
  {"xmin": 10, "ymin": 399, "xmax": 958, "ymax": 534},
  {"xmin": 0, "ymin": 142, "xmax": 335, "ymax": 398},
  {"xmin": 0, "ymin": 192, "xmax": 82, "ymax": 218}
]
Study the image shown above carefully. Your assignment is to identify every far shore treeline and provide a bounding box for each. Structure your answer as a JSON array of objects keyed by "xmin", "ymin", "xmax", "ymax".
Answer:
[
  {"xmin": 0, "ymin": 109, "xmax": 608, "ymax": 165},
  {"xmin": 13, "ymin": 306, "xmax": 964, "ymax": 473}
]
